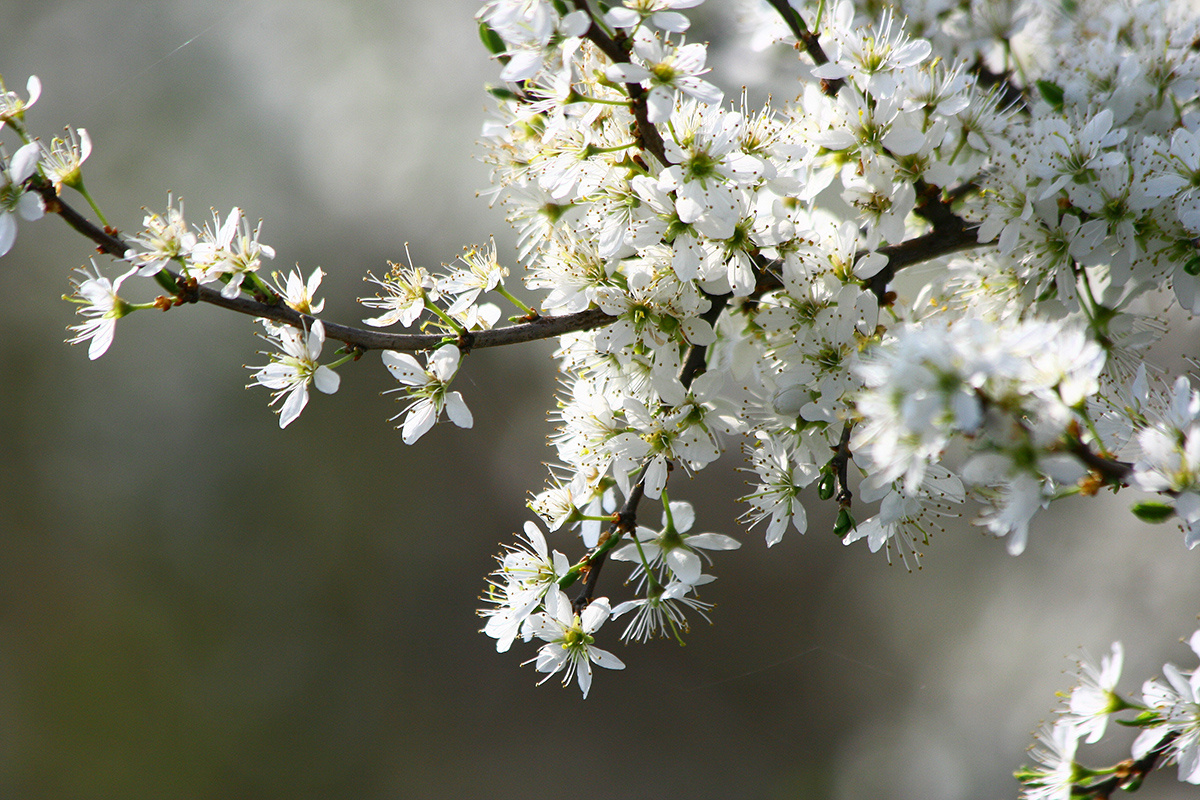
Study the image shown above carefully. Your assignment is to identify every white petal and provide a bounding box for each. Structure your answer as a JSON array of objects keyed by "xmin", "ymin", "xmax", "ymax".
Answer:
[
  {"xmin": 576, "ymin": 661, "xmax": 593, "ymax": 698},
  {"xmin": 560, "ymin": 10, "xmax": 591, "ymax": 36},
  {"xmin": 665, "ymin": 548, "xmax": 701, "ymax": 584},
  {"xmin": 0, "ymin": 212, "xmax": 15, "ymax": 257},
  {"xmin": 588, "ymin": 647, "xmax": 625, "ymax": 670},
  {"xmin": 644, "ymin": 87, "xmax": 675, "ymax": 123},
  {"xmin": 444, "ymin": 392, "xmax": 473, "ymax": 429},
  {"xmin": 77, "ymin": 127, "xmax": 92, "ymax": 163},
  {"xmin": 685, "ymin": 532, "xmax": 741, "ymax": 551},
  {"xmin": 643, "ymin": 456, "xmax": 667, "ymax": 498},
  {"xmin": 401, "ymin": 400, "xmax": 438, "ymax": 444},
  {"xmin": 430, "ymin": 344, "xmax": 461, "ymax": 380},
  {"xmin": 381, "ymin": 350, "xmax": 427, "ymax": 385},
  {"xmin": 581, "ymin": 597, "xmax": 611, "ymax": 632},
  {"xmin": 650, "ymin": 10, "xmax": 690, "ymax": 31},
  {"xmin": 499, "ymin": 49, "xmax": 544, "ymax": 82},
  {"xmin": 604, "ymin": 7, "xmax": 640, "ymax": 28},
  {"xmin": 87, "ymin": 321, "xmax": 115, "ymax": 360},
  {"xmin": 314, "ymin": 365, "xmax": 340, "ymax": 394},
  {"xmin": 25, "ymin": 75, "xmax": 41, "ymax": 105},
  {"xmin": 278, "ymin": 385, "xmax": 309, "ymax": 428},
  {"xmin": 11, "ymin": 141, "xmax": 40, "ymax": 182},
  {"xmin": 535, "ymin": 645, "xmax": 569, "ymax": 674},
  {"xmin": 606, "ymin": 63, "xmax": 651, "ymax": 83},
  {"xmin": 522, "ymin": 520, "xmax": 549, "ymax": 559}
]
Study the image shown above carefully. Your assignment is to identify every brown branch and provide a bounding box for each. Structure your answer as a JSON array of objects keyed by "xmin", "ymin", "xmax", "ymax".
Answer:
[
  {"xmin": 763, "ymin": 0, "xmax": 844, "ymax": 96},
  {"xmin": 572, "ymin": 479, "xmax": 647, "ymax": 615},
  {"xmin": 570, "ymin": 291, "xmax": 730, "ymax": 613},
  {"xmin": 39, "ymin": 181, "xmax": 619, "ymax": 353},
  {"xmin": 1073, "ymin": 731, "xmax": 1178, "ymax": 798},
  {"xmin": 570, "ymin": 0, "xmax": 672, "ymax": 167},
  {"xmin": 831, "ymin": 421, "xmax": 854, "ymax": 507},
  {"xmin": 677, "ymin": 292, "xmax": 729, "ymax": 387},
  {"xmin": 866, "ymin": 219, "xmax": 984, "ymax": 303},
  {"xmin": 1065, "ymin": 436, "xmax": 1133, "ymax": 488}
]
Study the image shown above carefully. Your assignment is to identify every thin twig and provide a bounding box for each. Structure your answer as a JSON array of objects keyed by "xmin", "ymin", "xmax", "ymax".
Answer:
[
  {"xmin": 763, "ymin": 0, "xmax": 844, "ymax": 96},
  {"xmin": 39, "ymin": 181, "xmax": 619, "ymax": 352},
  {"xmin": 572, "ymin": 479, "xmax": 647, "ymax": 615},
  {"xmin": 678, "ymin": 292, "xmax": 730, "ymax": 387}
]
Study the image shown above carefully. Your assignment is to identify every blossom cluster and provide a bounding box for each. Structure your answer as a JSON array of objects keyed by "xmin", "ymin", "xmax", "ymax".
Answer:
[
  {"xmin": 5, "ymin": 0, "xmax": 1200, "ymax": 714},
  {"xmin": 1018, "ymin": 630, "xmax": 1200, "ymax": 798}
]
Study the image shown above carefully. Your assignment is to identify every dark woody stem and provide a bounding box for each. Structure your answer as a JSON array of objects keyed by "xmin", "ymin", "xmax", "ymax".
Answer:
[
  {"xmin": 37, "ymin": 180, "xmax": 619, "ymax": 353},
  {"xmin": 568, "ymin": 291, "xmax": 728, "ymax": 614},
  {"xmin": 831, "ymin": 422, "xmax": 854, "ymax": 507},
  {"xmin": 569, "ymin": 0, "xmax": 672, "ymax": 167},
  {"xmin": 571, "ymin": 480, "xmax": 647, "ymax": 615},
  {"xmin": 1069, "ymin": 731, "xmax": 1178, "ymax": 798},
  {"xmin": 762, "ymin": 0, "xmax": 844, "ymax": 96},
  {"xmin": 865, "ymin": 217, "xmax": 983, "ymax": 304},
  {"xmin": 40, "ymin": 171, "xmax": 982, "ymax": 359}
]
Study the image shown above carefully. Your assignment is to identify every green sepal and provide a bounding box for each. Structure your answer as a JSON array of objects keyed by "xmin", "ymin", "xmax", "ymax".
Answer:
[
  {"xmin": 1116, "ymin": 710, "xmax": 1161, "ymax": 727},
  {"xmin": 1184, "ymin": 255, "xmax": 1200, "ymax": 276}
]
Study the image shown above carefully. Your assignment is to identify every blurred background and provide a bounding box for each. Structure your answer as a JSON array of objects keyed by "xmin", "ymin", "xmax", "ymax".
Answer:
[{"xmin": 1, "ymin": 2, "xmax": 1199, "ymax": 798}]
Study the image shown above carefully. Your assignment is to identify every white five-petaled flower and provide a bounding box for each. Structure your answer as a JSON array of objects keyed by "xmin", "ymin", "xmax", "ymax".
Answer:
[
  {"xmin": 739, "ymin": 436, "xmax": 817, "ymax": 547},
  {"xmin": 526, "ymin": 589, "xmax": 624, "ymax": 698},
  {"xmin": 382, "ymin": 344, "xmax": 473, "ymax": 444},
  {"xmin": 812, "ymin": 2, "xmax": 933, "ymax": 98},
  {"xmin": 125, "ymin": 195, "xmax": 196, "ymax": 277},
  {"xmin": 360, "ymin": 262, "xmax": 436, "ymax": 328},
  {"xmin": 1132, "ymin": 377, "xmax": 1200, "ymax": 548},
  {"xmin": 441, "ymin": 239, "xmax": 508, "ymax": 316},
  {"xmin": 604, "ymin": 0, "xmax": 703, "ymax": 33},
  {"xmin": 273, "ymin": 267, "xmax": 326, "ymax": 315},
  {"xmin": 1019, "ymin": 720, "xmax": 1082, "ymax": 800},
  {"xmin": 1133, "ymin": 629, "xmax": 1200, "ymax": 784},
  {"xmin": 39, "ymin": 125, "xmax": 91, "ymax": 194},
  {"xmin": 610, "ymin": 577, "xmax": 712, "ymax": 643},
  {"xmin": 65, "ymin": 260, "xmax": 138, "ymax": 360},
  {"xmin": 610, "ymin": 500, "xmax": 739, "ymax": 585},
  {"xmin": 1065, "ymin": 641, "xmax": 1125, "ymax": 744},
  {"xmin": 190, "ymin": 207, "xmax": 276, "ymax": 299},
  {"xmin": 0, "ymin": 74, "xmax": 41, "ymax": 130},
  {"xmin": 247, "ymin": 320, "xmax": 340, "ymax": 429},
  {"xmin": 0, "ymin": 141, "xmax": 43, "ymax": 257},
  {"xmin": 605, "ymin": 31, "xmax": 722, "ymax": 123},
  {"xmin": 480, "ymin": 520, "xmax": 570, "ymax": 653}
]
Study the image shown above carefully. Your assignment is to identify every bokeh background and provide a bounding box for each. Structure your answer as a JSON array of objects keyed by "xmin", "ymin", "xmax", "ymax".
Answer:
[{"xmin": 2, "ymin": 2, "xmax": 1199, "ymax": 798}]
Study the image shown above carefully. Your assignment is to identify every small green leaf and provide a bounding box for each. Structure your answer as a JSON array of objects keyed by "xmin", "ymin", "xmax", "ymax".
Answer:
[
  {"xmin": 817, "ymin": 471, "xmax": 836, "ymax": 501},
  {"xmin": 1036, "ymin": 80, "xmax": 1065, "ymax": 111},
  {"xmin": 486, "ymin": 85, "xmax": 519, "ymax": 102},
  {"xmin": 1131, "ymin": 500, "xmax": 1175, "ymax": 523},
  {"xmin": 478, "ymin": 21, "xmax": 507, "ymax": 56},
  {"xmin": 833, "ymin": 507, "xmax": 856, "ymax": 537}
]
